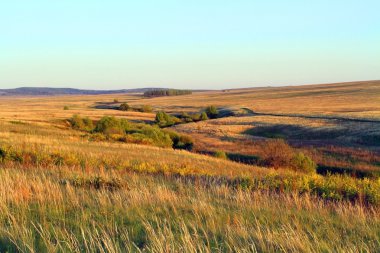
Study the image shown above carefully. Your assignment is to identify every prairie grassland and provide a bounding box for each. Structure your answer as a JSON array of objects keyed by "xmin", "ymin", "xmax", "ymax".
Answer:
[
  {"xmin": 0, "ymin": 166, "xmax": 379, "ymax": 252},
  {"xmin": 0, "ymin": 81, "xmax": 380, "ymax": 252},
  {"xmin": 0, "ymin": 80, "xmax": 379, "ymax": 126},
  {"xmin": 122, "ymin": 80, "xmax": 380, "ymax": 119},
  {"xmin": 173, "ymin": 114, "xmax": 380, "ymax": 149},
  {"xmin": 1, "ymin": 122, "xmax": 378, "ymax": 252}
]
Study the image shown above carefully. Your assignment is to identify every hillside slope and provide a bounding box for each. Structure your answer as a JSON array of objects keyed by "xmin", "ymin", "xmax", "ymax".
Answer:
[{"xmin": 0, "ymin": 87, "xmax": 161, "ymax": 96}]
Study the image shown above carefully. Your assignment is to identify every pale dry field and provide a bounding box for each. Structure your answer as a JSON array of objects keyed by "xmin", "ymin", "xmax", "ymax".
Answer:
[{"xmin": 0, "ymin": 80, "xmax": 379, "ymax": 127}]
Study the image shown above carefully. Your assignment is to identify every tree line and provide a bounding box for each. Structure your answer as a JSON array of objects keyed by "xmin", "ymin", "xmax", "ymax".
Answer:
[{"xmin": 143, "ymin": 89, "xmax": 192, "ymax": 97}]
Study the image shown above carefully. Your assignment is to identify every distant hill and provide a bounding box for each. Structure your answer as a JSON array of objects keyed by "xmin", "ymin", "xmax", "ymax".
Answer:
[{"xmin": 0, "ymin": 87, "xmax": 164, "ymax": 96}]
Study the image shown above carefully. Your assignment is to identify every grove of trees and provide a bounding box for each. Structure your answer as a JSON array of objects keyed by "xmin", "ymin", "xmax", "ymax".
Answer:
[{"xmin": 144, "ymin": 89, "xmax": 192, "ymax": 97}]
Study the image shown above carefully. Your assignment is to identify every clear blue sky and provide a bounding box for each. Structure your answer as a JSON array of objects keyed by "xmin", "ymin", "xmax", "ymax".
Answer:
[{"xmin": 1, "ymin": 0, "xmax": 379, "ymax": 89}]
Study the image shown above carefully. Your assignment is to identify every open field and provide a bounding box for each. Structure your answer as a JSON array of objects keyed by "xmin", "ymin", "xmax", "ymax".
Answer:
[
  {"xmin": 0, "ymin": 81, "xmax": 380, "ymax": 252},
  {"xmin": 1, "ymin": 80, "xmax": 379, "ymax": 125}
]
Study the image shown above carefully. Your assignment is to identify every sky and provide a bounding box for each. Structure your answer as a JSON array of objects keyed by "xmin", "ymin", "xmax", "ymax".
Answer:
[{"xmin": 1, "ymin": 0, "xmax": 379, "ymax": 90}]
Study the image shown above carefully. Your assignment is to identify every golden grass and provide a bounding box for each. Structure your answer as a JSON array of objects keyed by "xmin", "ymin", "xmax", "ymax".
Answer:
[
  {"xmin": 0, "ymin": 166, "xmax": 378, "ymax": 252},
  {"xmin": 0, "ymin": 80, "xmax": 379, "ymax": 126},
  {"xmin": 0, "ymin": 81, "xmax": 379, "ymax": 252}
]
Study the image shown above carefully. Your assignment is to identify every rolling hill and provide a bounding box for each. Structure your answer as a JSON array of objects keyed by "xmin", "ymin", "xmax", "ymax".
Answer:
[{"xmin": 0, "ymin": 87, "xmax": 161, "ymax": 96}]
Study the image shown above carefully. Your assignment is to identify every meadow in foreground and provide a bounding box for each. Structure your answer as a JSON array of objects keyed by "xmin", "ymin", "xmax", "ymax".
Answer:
[{"xmin": 0, "ymin": 166, "xmax": 379, "ymax": 252}]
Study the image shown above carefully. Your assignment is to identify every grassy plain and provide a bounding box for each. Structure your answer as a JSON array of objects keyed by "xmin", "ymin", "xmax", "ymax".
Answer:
[{"xmin": 0, "ymin": 80, "xmax": 379, "ymax": 252}]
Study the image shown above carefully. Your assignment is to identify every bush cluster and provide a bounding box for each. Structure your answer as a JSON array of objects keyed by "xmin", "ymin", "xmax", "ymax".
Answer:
[
  {"xmin": 155, "ymin": 112, "xmax": 181, "ymax": 127},
  {"xmin": 118, "ymin": 103, "xmax": 153, "ymax": 113},
  {"xmin": 69, "ymin": 115, "xmax": 193, "ymax": 150},
  {"xmin": 164, "ymin": 130, "xmax": 194, "ymax": 150},
  {"xmin": 205, "ymin": 106, "xmax": 219, "ymax": 119},
  {"xmin": 258, "ymin": 139, "xmax": 316, "ymax": 173},
  {"xmin": 155, "ymin": 111, "xmax": 209, "ymax": 127},
  {"xmin": 70, "ymin": 115, "xmax": 94, "ymax": 132},
  {"xmin": 144, "ymin": 89, "xmax": 192, "ymax": 97}
]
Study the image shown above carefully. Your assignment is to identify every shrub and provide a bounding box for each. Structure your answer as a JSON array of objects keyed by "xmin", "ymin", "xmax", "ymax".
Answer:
[
  {"xmin": 291, "ymin": 152, "xmax": 317, "ymax": 173},
  {"xmin": 200, "ymin": 112, "xmax": 209, "ymax": 121},
  {"xmin": 258, "ymin": 139, "xmax": 316, "ymax": 173},
  {"xmin": 70, "ymin": 114, "xmax": 85, "ymax": 130},
  {"xmin": 63, "ymin": 106, "xmax": 69, "ymax": 110},
  {"xmin": 70, "ymin": 115, "xmax": 94, "ymax": 132},
  {"xmin": 82, "ymin": 117, "xmax": 94, "ymax": 131},
  {"xmin": 258, "ymin": 139, "xmax": 294, "ymax": 169},
  {"xmin": 88, "ymin": 133, "xmax": 107, "ymax": 142},
  {"xmin": 138, "ymin": 125, "xmax": 173, "ymax": 147},
  {"xmin": 191, "ymin": 113, "xmax": 201, "ymax": 122},
  {"xmin": 141, "ymin": 105, "xmax": 153, "ymax": 113},
  {"xmin": 155, "ymin": 111, "xmax": 180, "ymax": 127},
  {"xmin": 119, "ymin": 103, "xmax": 130, "ymax": 111},
  {"xmin": 205, "ymin": 106, "xmax": 219, "ymax": 119},
  {"xmin": 94, "ymin": 116, "xmax": 129, "ymax": 135},
  {"xmin": 214, "ymin": 151, "xmax": 228, "ymax": 160},
  {"xmin": 174, "ymin": 135, "xmax": 193, "ymax": 150},
  {"xmin": 113, "ymin": 99, "xmax": 119, "ymax": 103},
  {"xmin": 180, "ymin": 112, "xmax": 194, "ymax": 123},
  {"xmin": 0, "ymin": 147, "xmax": 8, "ymax": 163},
  {"xmin": 163, "ymin": 130, "xmax": 194, "ymax": 150}
]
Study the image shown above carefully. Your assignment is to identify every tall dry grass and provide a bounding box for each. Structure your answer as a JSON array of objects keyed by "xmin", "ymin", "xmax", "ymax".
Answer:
[{"xmin": 0, "ymin": 167, "xmax": 378, "ymax": 252}]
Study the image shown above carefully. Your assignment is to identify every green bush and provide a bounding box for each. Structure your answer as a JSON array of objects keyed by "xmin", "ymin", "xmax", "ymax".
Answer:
[
  {"xmin": 119, "ymin": 103, "xmax": 130, "ymax": 111},
  {"xmin": 155, "ymin": 111, "xmax": 180, "ymax": 127},
  {"xmin": 70, "ymin": 115, "xmax": 94, "ymax": 132},
  {"xmin": 191, "ymin": 113, "xmax": 201, "ymax": 122},
  {"xmin": 205, "ymin": 106, "xmax": 219, "ymax": 119},
  {"xmin": 63, "ymin": 106, "xmax": 69, "ymax": 110},
  {"xmin": 163, "ymin": 130, "xmax": 194, "ymax": 150},
  {"xmin": 291, "ymin": 152, "xmax": 316, "ymax": 174},
  {"xmin": 140, "ymin": 105, "xmax": 153, "ymax": 113},
  {"xmin": 71, "ymin": 115, "xmax": 192, "ymax": 149},
  {"xmin": 180, "ymin": 112, "xmax": 194, "ymax": 123},
  {"xmin": 94, "ymin": 116, "xmax": 129, "ymax": 135},
  {"xmin": 214, "ymin": 151, "xmax": 228, "ymax": 160},
  {"xmin": 138, "ymin": 125, "xmax": 173, "ymax": 147},
  {"xmin": 200, "ymin": 112, "xmax": 209, "ymax": 121}
]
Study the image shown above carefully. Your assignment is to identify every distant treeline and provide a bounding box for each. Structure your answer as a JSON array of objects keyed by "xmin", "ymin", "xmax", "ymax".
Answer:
[{"xmin": 144, "ymin": 89, "xmax": 192, "ymax": 97}]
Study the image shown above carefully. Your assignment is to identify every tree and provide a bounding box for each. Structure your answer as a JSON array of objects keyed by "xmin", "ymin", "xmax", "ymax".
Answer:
[{"xmin": 144, "ymin": 89, "xmax": 192, "ymax": 97}]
